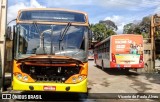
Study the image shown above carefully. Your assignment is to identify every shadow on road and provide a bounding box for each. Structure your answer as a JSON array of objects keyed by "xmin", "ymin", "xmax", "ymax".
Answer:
[
  {"xmin": 141, "ymin": 73, "xmax": 160, "ymax": 85},
  {"xmin": 95, "ymin": 65, "xmax": 139, "ymax": 76},
  {"xmin": 106, "ymin": 69, "xmax": 139, "ymax": 76}
]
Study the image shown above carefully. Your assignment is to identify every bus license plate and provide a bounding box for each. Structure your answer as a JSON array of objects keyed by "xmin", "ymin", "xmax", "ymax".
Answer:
[
  {"xmin": 43, "ymin": 86, "xmax": 56, "ymax": 91},
  {"xmin": 124, "ymin": 65, "xmax": 131, "ymax": 67}
]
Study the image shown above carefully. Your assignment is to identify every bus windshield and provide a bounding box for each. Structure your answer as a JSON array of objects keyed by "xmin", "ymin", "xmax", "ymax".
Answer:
[{"xmin": 16, "ymin": 24, "xmax": 87, "ymax": 58}]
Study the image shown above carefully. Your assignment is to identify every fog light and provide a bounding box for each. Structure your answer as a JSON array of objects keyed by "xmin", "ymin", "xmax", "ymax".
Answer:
[
  {"xmin": 17, "ymin": 74, "xmax": 22, "ymax": 80},
  {"xmin": 23, "ymin": 76, "xmax": 28, "ymax": 81},
  {"xmin": 78, "ymin": 76, "xmax": 83, "ymax": 81},
  {"xmin": 72, "ymin": 77, "xmax": 76, "ymax": 83}
]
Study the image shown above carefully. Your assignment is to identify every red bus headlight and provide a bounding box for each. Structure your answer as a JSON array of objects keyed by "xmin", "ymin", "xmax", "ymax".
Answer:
[
  {"xmin": 139, "ymin": 54, "xmax": 143, "ymax": 63},
  {"xmin": 112, "ymin": 53, "xmax": 116, "ymax": 63}
]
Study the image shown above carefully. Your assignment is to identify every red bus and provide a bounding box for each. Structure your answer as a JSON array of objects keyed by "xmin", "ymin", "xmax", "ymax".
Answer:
[{"xmin": 94, "ymin": 34, "xmax": 144, "ymax": 70}]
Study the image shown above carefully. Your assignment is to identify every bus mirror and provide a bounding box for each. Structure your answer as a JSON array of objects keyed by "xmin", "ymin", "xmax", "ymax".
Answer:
[{"xmin": 6, "ymin": 26, "xmax": 12, "ymax": 40}]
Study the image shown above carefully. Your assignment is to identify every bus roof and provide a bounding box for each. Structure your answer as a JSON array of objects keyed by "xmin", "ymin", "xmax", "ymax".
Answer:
[
  {"xmin": 17, "ymin": 8, "xmax": 89, "ymax": 25},
  {"xmin": 18, "ymin": 8, "xmax": 88, "ymax": 16},
  {"xmin": 95, "ymin": 34, "xmax": 143, "ymax": 47}
]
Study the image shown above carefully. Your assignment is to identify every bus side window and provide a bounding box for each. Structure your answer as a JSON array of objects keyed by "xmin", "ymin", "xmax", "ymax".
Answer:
[
  {"xmin": 104, "ymin": 43, "xmax": 106, "ymax": 52},
  {"xmin": 100, "ymin": 45, "xmax": 102, "ymax": 53},
  {"xmin": 106, "ymin": 40, "xmax": 110, "ymax": 52}
]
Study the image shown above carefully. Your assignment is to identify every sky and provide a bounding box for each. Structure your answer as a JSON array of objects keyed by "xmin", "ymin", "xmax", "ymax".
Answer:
[{"xmin": 7, "ymin": 0, "xmax": 160, "ymax": 33}]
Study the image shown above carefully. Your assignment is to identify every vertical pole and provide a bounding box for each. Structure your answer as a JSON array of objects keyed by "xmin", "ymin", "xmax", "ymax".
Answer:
[
  {"xmin": 0, "ymin": 0, "xmax": 7, "ymax": 92},
  {"xmin": 150, "ymin": 16, "xmax": 155, "ymax": 72},
  {"xmin": 153, "ymin": 19, "xmax": 156, "ymax": 72}
]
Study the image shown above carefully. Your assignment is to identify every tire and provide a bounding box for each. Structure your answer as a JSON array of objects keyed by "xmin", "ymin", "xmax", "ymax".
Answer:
[
  {"xmin": 80, "ymin": 92, "xmax": 88, "ymax": 99},
  {"xmin": 124, "ymin": 68, "xmax": 129, "ymax": 72}
]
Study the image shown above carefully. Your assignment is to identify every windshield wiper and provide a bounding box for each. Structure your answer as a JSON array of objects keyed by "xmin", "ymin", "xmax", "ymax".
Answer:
[
  {"xmin": 50, "ymin": 25, "xmax": 54, "ymax": 55},
  {"xmin": 59, "ymin": 22, "xmax": 71, "ymax": 50},
  {"xmin": 33, "ymin": 21, "xmax": 45, "ymax": 54}
]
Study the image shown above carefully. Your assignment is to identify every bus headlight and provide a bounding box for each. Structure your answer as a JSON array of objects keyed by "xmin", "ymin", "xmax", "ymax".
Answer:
[
  {"xmin": 65, "ymin": 74, "xmax": 87, "ymax": 83},
  {"xmin": 23, "ymin": 76, "xmax": 28, "ymax": 81},
  {"xmin": 17, "ymin": 74, "xmax": 22, "ymax": 80},
  {"xmin": 78, "ymin": 76, "xmax": 83, "ymax": 81},
  {"xmin": 72, "ymin": 77, "xmax": 76, "ymax": 83},
  {"xmin": 14, "ymin": 72, "xmax": 35, "ymax": 82}
]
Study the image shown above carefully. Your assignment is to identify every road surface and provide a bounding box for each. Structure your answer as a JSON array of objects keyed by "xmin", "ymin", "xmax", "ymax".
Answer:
[
  {"xmin": 88, "ymin": 60, "xmax": 160, "ymax": 93},
  {"xmin": 87, "ymin": 60, "xmax": 160, "ymax": 102}
]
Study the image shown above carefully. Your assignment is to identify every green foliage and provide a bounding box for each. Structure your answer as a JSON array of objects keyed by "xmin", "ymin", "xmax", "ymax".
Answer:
[
  {"xmin": 123, "ymin": 16, "xmax": 151, "ymax": 38},
  {"xmin": 123, "ymin": 23, "xmax": 134, "ymax": 34},
  {"xmin": 99, "ymin": 20, "xmax": 118, "ymax": 31},
  {"xmin": 90, "ymin": 20, "xmax": 117, "ymax": 42},
  {"xmin": 141, "ymin": 32, "xmax": 149, "ymax": 38}
]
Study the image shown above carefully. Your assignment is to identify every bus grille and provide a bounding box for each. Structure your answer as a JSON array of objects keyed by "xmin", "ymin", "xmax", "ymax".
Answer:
[{"xmin": 20, "ymin": 65, "xmax": 80, "ymax": 83}]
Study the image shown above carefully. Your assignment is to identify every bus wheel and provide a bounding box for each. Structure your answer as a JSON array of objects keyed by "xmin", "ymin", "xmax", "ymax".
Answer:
[
  {"xmin": 124, "ymin": 68, "xmax": 129, "ymax": 72},
  {"xmin": 101, "ymin": 61, "xmax": 104, "ymax": 70},
  {"xmin": 80, "ymin": 92, "xmax": 88, "ymax": 99}
]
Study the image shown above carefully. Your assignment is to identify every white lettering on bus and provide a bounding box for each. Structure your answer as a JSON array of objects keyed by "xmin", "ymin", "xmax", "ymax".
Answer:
[
  {"xmin": 115, "ymin": 39, "xmax": 133, "ymax": 44},
  {"xmin": 116, "ymin": 45, "xmax": 125, "ymax": 49},
  {"xmin": 128, "ymin": 40, "xmax": 132, "ymax": 43}
]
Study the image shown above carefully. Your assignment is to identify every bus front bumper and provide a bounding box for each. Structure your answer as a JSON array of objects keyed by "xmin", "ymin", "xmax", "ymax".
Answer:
[{"xmin": 12, "ymin": 77, "xmax": 87, "ymax": 93}]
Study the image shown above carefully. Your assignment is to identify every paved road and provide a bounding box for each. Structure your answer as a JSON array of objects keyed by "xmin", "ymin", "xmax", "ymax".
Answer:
[
  {"xmin": 88, "ymin": 60, "xmax": 160, "ymax": 93},
  {"xmin": 87, "ymin": 60, "xmax": 160, "ymax": 102},
  {"xmin": 1, "ymin": 60, "xmax": 160, "ymax": 102}
]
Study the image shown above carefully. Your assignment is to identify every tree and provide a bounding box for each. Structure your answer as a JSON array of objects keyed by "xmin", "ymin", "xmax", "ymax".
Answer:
[
  {"xmin": 139, "ymin": 16, "xmax": 151, "ymax": 33},
  {"xmin": 91, "ymin": 23, "xmax": 107, "ymax": 41},
  {"xmin": 99, "ymin": 20, "xmax": 118, "ymax": 31},
  {"xmin": 123, "ymin": 16, "xmax": 151, "ymax": 38},
  {"xmin": 139, "ymin": 16, "xmax": 151, "ymax": 38},
  {"xmin": 91, "ymin": 23, "xmax": 116, "ymax": 42},
  {"xmin": 123, "ymin": 23, "xmax": 135, "ymax": 34}
]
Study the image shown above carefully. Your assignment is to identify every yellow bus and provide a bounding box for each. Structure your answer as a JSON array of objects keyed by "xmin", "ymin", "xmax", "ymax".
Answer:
[{"xmin": 11, "ymin": 8, "xmax": 91, "ymax": 93}]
